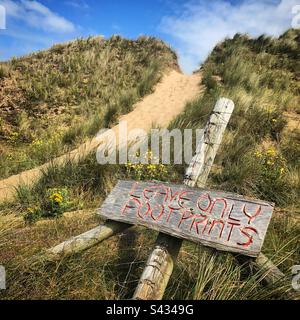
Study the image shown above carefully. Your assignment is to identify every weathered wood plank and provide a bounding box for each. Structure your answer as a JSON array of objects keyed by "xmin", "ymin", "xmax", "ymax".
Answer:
[{"xmin": 98, "ymin": 180, "xmax": 274, "ymax": 257}]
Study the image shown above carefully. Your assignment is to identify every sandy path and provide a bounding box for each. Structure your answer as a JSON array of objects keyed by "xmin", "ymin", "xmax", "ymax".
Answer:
[{"xmin": 0, "ymin": 70, "xmax": 202, "ymax": 202}]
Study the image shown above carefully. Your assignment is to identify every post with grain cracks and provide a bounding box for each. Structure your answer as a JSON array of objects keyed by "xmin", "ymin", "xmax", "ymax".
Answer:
[
  {"xmin": 133, "ymin": 98, "xmax": 235, "ymax": 300},
  {"xmin": 35, "ymin": 221, "xmax": 130, "ymax": 263}
]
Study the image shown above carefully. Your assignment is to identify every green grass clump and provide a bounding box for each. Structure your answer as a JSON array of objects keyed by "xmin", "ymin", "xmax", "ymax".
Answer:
[
  {"xmin": 23, "ymin": 188, "xmax": 74, "ymax": 223},
  {"xmin": 0, "ymin": 35, "xmax": 178, "ymax": 179}
]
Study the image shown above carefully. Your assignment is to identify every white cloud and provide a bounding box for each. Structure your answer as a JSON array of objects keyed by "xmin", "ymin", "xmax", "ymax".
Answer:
[
  {"xmin": 160, "ymin": 0, "xmax": 299, "ymax": 73},
  {"xmin": 0, "ymin": 0, "xmax": 75, "ymax": 33}
]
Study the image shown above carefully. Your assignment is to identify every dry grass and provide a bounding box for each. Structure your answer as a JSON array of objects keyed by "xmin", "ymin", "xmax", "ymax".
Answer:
[
  {"xmin": 1, "ymin": 30, "xmax": 300, "ymax": 300},
  {"xmin": 0, "ymin": 208, "xmax": 298, "ymax": 300}
]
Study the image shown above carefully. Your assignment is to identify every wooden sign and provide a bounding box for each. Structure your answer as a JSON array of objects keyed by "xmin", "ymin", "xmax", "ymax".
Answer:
[{"xmin": 98, "ymin": 180, "xmax": 274, "ymax": 257}]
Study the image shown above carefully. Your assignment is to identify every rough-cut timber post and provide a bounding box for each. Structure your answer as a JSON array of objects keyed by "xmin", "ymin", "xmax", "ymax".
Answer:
[
  {"xmin": 254, "ymin": 253, "xmax": 287, "ymax": 284},
  {"xmin": 253, "ymin": 253, "xmax": 295, "ymax": 299},
  {"xmin": 37, "ymin": 221, "xmax": 130, "ymax": 263},
  {"xmin": 184, "ymin": 99, "xmax": 235, "ymax": 188},
  {"xmin": 133, "ymin": 98, "xmax": 235, "ymax": 300}
]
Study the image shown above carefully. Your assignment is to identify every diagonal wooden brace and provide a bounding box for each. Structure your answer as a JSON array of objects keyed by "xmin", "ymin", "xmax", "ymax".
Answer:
[{"xmin": 35, "ymin": 221, "xmax": 130, "ymax": 263}]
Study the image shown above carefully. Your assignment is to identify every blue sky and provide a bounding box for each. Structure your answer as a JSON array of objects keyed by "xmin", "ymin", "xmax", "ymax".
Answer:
[{"xmin": 0, "ymin": 0, "xmax": 299, "ymax": 73}]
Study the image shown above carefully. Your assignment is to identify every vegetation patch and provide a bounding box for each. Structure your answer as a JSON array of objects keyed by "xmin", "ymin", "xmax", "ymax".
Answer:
[
  {"xmin": 0, "ymin": 30, "xmax": 299, "ymax": 300},
  {"xmin": 0, "ymin": 36, "xmax": 178, "ymax": 178}
]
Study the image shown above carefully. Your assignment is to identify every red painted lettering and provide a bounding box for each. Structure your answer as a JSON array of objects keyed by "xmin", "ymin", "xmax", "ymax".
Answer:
[
  {"xmin": 209, "ymin": 198, "xmax": 228, "ymax": 219},
  {"xmin": 227, "ymin": 222, "xmax": 240, "ymax": 241},
  {"xmin": 122, "ymin": 197, "xmax": 141, "ymax": 216},
  {"xmin": 228, "ymin": 204, "xmax": 240, "ymax": 222},
  {"xmin": 237, "ymin": 227, "xmax": 258, "ymax": 247},
  {"xmin": 243, "ymin": 205, "xmax": 262, "ymax": 224},
  {"xmin": 178, "ymin": 210, "xmax": 194, "ymax": 228},
  {"xmin": 197, "ymin": 193, "xmax": 212, "ymax": 212},
  {"xmin": 208, "ymin": 219, "xmax": 225, "ymax": 238},
  {"xmin": 190, "ymin": 215, "xmax": 208, "ymax": 235},
  {"xmin": 150, "ymin": 204, "xmax": 165, "ymax": 221}
]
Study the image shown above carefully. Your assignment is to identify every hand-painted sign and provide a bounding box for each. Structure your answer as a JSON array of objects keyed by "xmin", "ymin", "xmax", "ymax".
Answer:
[{"xmin": 98, "ymin": 180, "xmax": 274, "ymax": 257}]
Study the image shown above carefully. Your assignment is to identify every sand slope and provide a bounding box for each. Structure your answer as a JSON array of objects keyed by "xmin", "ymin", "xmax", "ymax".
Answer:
[{"xmin": 0, "ymin": 70, "xmax": 203, "ymax": 202}]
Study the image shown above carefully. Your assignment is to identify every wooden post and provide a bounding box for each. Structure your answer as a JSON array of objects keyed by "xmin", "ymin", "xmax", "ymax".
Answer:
[
  {"xmin": 35, "ymin": 221, "xmax": 130, "ymax": 263},
  {"xmin": 253, "ymin": 253, "xmax": 295, "ymax": 299},
  {"xmin": 254, "ymin": 252, "xmax": 287, "ymax": 284},
  {"xmin": 133, "ymin": 98, "xmax": 235, "ymax": 300},
  {"xmin": 184, "ymin": 98, "xmax": 235, "ymax": 188}
]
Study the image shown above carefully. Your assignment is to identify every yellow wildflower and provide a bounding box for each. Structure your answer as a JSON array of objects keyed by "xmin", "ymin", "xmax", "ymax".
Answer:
[
  {"xmin": 27, "ymin": 207, "xmax": 34, "ymax": 214},
  {"xmin": 254, "ymin": 151, "xmax": 262, "ymax": 158},
  {"xmin": 266, "ymin": 148, "xmax": 276, "ymax": 157},
  {"xmin": 50, "ymin": 193, "xmax": 63, "ymax": 203}
]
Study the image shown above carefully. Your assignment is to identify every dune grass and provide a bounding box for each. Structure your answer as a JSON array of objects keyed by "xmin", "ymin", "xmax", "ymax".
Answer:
[
  {"xmin": 0, "ymin": 36, "xmax": 178, "ymax": 179},
  {"xmin": 0, "ymin": 30, "xmax": 300, "ymax": 300}
]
